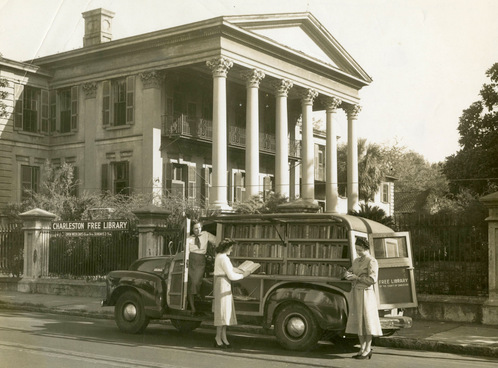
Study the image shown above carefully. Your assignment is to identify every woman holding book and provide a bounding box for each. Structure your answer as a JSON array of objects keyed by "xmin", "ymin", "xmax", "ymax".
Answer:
[
  {"xmin": 213, "ymin": 238, "xmax": 251, "ymax": 348},
  {"xmin": 344, "ymin": 237, "xmax": 382, "ymax": 360}
]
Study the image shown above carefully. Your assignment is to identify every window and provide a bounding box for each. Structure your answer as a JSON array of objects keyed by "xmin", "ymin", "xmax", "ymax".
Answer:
[
  {"xmin": 102, "ymin": 76, "xmax": 135, "ymax": 127},
  {"xmin": 60, "ymin": 89, "xmax": 72, "ymax": 133},
  {"xmin": 381, "ymin": 183, "xmax": 390, "ymax": 203},
  {"xmin": 21, "ymin": 165, "xmax": 40, "ymax": 201},
  {"xmin": 164, "ymin": 161, "xmax": 197, "ymax": 200},
  {"xmin": 14, "ymin": 85, "xmax": 49, "ymax": 133},
  {"xmin": 101, "ymin": 161, "xmax": 130, "ymax": 195}
]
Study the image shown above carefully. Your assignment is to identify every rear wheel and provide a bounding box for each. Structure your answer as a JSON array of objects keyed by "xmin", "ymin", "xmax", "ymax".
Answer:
[
  {"xmin": 115, "ymin": 291, "xmax": 150, "ymax": 334},
  {"xmin": 170, "ymin": 319, "xmax": 202, "ymax": 333},
  {"xmin": 274, "ymin": 304, "xmax": 322, "ymax": 351}
]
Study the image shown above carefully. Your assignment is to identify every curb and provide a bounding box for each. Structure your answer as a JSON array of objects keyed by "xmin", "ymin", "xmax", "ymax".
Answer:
[{"xmin": 2, "ymin": 301, "xmax": 497, "ymax": 358}]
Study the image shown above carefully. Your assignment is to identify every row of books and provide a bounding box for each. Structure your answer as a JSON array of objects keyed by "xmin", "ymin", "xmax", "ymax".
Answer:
[
  {"xmin": 288, "ymin": 242, "xmax": 348, "ymax": 259},
  {"xmin": 288, "ymin": 224, "xmax": 348, "ymax": 239},
  {"xmin": 231, "ymin": 242, "xmax": 283, "ymax": 258},
  {"xmin": 286, "ymin": 262, "xmax": 347, "ymax": 278},
  {"xmin": 233, "ymin": 260, "xmax": 281, "ymax": 275},
  {"xmin": 225, "ymin": 224, "xmax": 279, "ymax": 239}
]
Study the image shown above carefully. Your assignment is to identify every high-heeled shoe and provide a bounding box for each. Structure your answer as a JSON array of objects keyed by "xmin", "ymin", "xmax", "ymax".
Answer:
[
  {"xmin": 213, "ymin": 339, "xmax": 226, "ymax": 349},
  {"xmin": 223, "ymin": 341, "xmax": 232, "ymax": 349},
  {"xmin": 351, "ymin": 351, "xmax": 363, "ymax": 358},
  {"xmin": 355, "ymin": 350, "xmax": 373, "ymax": 360}
]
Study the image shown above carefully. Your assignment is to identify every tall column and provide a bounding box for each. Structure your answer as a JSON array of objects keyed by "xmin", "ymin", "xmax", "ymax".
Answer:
[
  {"xmin": 300, "ymin": 89, "xmax": 318, "ymax": 202},
  {"xmin": 345, "ymin": 104, "xmax": 361, "ymax": 212},
  {"xmin": 206, "ymin": 57, "xmax": 233, "ymax": 210},
  {"xmin": 273, "ymin": 79, "xmax": 293, "ymax": 198},
  {"xmin": 322, "ymin": 97, "xmax": 342, "ymax": 213},
  {"xmin": 241, "ymin": 69, "xmax": 265, "ymax": 199},
  {"xmin": 140, "ymin": 71, "xmax": 164, "ymax": 205},
  {"xmin": 480, "ymin": 191, "xmax": 498, "ymax": 325}
]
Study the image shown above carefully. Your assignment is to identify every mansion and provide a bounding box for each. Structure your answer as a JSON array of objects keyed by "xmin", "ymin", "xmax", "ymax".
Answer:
[{"xmin": 0, "ymin": 9, "xmax": 394, "ymax": 216}]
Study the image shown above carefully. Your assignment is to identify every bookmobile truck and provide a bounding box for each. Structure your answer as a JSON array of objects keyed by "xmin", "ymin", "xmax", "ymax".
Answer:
[{"xmin": 103, "ymin": 211, "xmax": 417, "ymax": 351}]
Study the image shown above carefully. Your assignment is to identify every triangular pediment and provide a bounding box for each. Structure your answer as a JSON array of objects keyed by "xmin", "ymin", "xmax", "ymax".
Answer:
[{"xmin": 224, "ymin": 13, "xmax": 371, "ymax": 83}]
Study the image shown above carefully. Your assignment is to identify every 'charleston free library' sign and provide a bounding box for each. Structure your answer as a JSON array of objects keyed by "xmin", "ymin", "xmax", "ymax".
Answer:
[{"xmin": 51, "ymin": 220, "xmax": 129, "ymax": 236}]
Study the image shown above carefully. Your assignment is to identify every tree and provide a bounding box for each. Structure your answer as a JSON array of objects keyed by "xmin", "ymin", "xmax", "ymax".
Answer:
[
  {"xmin": 338, "ymin": 139, "xmax": 388, "ymax": 203},
  {"xmin": 444, "ymin": 63, "xmax": 498, "ymax": 196},
  {"xmin": 349, "ymin": 203, "xmax": 394, "ymax": 228}
]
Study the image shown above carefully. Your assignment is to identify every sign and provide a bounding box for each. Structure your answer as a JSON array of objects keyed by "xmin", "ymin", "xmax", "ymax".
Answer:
[
  {"xmin": 51, "ymin": 220, "xmax": 129, "ymax": 236},
  {"xmin": 377, "ymin": 267, "xmax": 413, "ymax": 305}
]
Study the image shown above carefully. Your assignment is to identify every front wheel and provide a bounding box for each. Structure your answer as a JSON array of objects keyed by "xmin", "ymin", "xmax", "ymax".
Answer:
[
  {"xmin": 170, "ymin": 319, "xmax": 202, "ymax": 333},
  {"xmin": 274, "ymin": 304, "xmax": 322, "ymax": 351},
  {"xmin": 115, "ymin": 291, "xmax": 150, "ymax": 334}
]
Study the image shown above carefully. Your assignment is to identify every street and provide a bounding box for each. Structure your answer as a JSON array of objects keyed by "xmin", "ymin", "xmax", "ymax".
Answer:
[{"xmin": 0, "ymin": 310, "xmax": 496, "ymax": 368}]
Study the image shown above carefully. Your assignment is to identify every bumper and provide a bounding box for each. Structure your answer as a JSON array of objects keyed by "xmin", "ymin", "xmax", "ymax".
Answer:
[
  {"xmin": 101, "ymin": 299, "xmax": 109, "ymax": 307},
  {"xmin": 380, "ymin": 316, "xmax": 412, "ymax": 330}
]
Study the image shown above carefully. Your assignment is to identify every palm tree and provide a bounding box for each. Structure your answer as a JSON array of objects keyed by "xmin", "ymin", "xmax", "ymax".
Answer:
[{"xmin": 349, "ymin": 203, "xmax": 395, "ymax": 228}]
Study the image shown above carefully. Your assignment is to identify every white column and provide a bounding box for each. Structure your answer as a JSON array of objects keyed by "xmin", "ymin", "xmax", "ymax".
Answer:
[
  {"xmin": 273, "ymin": 79, "xmax": 293, "ymax": 198},
  {"xmin": 322, "ymin": 97, "xmax": 342, "ymax": 213},
  {"xmin": 241, "ymin": 69, "xmax": 265, "ymax": 199},
  {"xmin": 139, "ymin": 71, "xmax": 164, "ymax": 205},
  {"xmin": 300, "ymin": 89, "xmax": 318, "ymax": 202},
  {"xmin": 345, "ymin": 104, "xmax": 361, "ymax": 212},
  {"xmin": 206, "ymin": 57, "xmax": 233, "ymax": 210}
]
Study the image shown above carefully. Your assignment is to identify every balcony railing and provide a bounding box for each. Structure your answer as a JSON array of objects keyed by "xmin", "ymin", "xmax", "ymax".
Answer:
[
  {"xmin": 162, "ymin": 114, "xmax": 213, "ymax": 140},
  {"xmin": 162, "ymin": 114, "xmax": 301, "ymax": 157}
]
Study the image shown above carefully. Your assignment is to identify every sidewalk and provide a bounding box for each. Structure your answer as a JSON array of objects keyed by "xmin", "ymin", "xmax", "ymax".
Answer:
[{"xmin": 0, "ymin": 290, "xmax": 497, "ymax": 358}]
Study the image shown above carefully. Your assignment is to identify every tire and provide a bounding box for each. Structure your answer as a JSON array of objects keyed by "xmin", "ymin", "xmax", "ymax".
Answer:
[
  {"xmin": 115, "ymin": 291, "xmax": 150, "ymax": 334},
  {"xmin": 274, "ymin": 304, "xmax": 322, "ymax": 351},
  {"xmin": 170, "ymin": 319, "xmax": 202, "ymax": 333}
]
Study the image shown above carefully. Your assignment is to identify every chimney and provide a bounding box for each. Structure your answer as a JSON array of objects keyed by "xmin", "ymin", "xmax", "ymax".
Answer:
[{"xmin": 82, "ymin": 8, "xmax": 115, "ymax": 47}]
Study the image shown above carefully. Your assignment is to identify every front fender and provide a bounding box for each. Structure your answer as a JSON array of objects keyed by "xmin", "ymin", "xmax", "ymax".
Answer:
[
  {"xmin": 106, "ymin": 270, "xmax": 166, "ymax": 318},
  {"xmin": 265, "ymin": 284, "xmax": 348, "ymax": 331}
]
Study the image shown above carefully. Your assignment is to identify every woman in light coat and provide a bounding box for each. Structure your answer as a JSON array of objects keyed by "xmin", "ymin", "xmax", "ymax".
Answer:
[
  {"xmin": 345, "ymin": 237, "xmax": 383, "ymax": 360},
  {"xmin": 213, "ymin": 238, "xmax": 250, "ymax": 348}
]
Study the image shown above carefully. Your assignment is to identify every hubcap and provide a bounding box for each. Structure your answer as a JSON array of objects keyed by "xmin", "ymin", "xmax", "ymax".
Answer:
[
  {"xmin": 123, "ymin": 303, "xmax": 137, "ymax": 321},
  {"xmin": 286, "ymin": 316, "xmax": 306, "ymax": 338}
]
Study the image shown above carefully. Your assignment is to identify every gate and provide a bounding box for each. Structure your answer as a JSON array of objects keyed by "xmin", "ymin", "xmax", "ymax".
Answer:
[{"xmin": 48, "ymin": 220, "xmax": 139, "ymax": 278}]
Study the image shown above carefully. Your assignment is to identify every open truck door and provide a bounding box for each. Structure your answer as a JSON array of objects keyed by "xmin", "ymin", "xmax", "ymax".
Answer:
[
  {"xmin": 167, "ymin": 218, "xmax": 191, "ymax": 311},
  {"xmin": 369, "ymin": 232, "xmax": 418, "ymax": 311}
]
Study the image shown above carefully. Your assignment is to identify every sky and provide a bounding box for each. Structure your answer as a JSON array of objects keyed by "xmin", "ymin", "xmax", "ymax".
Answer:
[{"xmin": 1, "ymin": 0, "xmax": 497, "ymax": 163}]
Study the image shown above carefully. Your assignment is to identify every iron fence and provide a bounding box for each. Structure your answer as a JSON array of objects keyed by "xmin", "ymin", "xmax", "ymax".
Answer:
[
  {"xmin": 393, "ymin": 213, "xmax": 488, "ymax": 297},
  {"xmin": 0, "ymin": 223, "xmax": 24, "ymax": 277},
  {"xmin": 48, "ymin": 225, "xmax": 139, "ymax": 278}
]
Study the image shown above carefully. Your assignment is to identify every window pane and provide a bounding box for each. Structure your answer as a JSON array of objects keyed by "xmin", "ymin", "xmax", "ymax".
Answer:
[{"xmin": 373, "ymin": 237, "xmax": 408, "ymax": 259}]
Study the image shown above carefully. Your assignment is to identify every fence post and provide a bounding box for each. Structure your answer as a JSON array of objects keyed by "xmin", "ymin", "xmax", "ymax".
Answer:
[
  {"xmin": 18, "ymin": 208, "xmax": 56, "ymax": 292},
  {"xmin": 480, "ymin": 191, "xmax": 498, "ymax": 325},
  {"xmin": 133, "ymin": 205, "xmax": 171, "ymax": 258}
]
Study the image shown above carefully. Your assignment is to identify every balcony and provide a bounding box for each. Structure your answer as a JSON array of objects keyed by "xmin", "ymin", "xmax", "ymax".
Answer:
[
  {"xmin": 162, "ymin": 114, "xmax": 213, "ymax": 140},
  {"xmin": 162, "ymin": 114, "xmax": 301, "ymax": 158}
]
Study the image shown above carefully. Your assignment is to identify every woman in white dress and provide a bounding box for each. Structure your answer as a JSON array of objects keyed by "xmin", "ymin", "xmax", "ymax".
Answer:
[
  {"xmin": 213, "ymin": 238, "xmax": 250, "ymax": 348},
  {"xmin": 345, "ymin": 237, "xmax": 383, "ymax": 360}
]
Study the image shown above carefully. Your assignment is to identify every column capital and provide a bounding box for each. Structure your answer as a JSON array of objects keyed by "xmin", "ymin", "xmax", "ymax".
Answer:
[
  {"xmin": 82, "ymin": 82, "xmax": 97, "ymax": 99},
  {"xmin": 344, "ymin": 104, "xmax": 362, "ymax": 119},
  {"xmin": 140, "ymin": 70, "xmax": 164, "ymax": 89},
  {"xmin": 241, "ymin": 69, "xmax": 265, "ymax": 88},
  {"xmin": 321, "ymin": 96, "xmax": 342, "ymax": 112},
  {"xmin": 272, "ymin": 79, "xmax": 294, "ymax": 97},
  {"xmin": 206, "ymin": 57, "xmax": 233, "ymax": 77},
  {"xmin": 300, "ymin": 88, "xmax": 319, "ymax": 105}
]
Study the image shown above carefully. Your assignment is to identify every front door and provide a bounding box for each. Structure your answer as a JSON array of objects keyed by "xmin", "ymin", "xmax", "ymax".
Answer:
[{"xmin": 166, "ymin": 218, "xmax": 191, "ymax": 310}]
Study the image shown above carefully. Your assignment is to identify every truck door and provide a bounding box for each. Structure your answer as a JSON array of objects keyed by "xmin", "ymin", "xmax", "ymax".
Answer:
[
  {"xmin": 167, "ymin": 218, "xmax": 191, "ymax": 310},
  {"xmin": 369, "ymin": 232, "xmax": 418, "ymax": 310}
]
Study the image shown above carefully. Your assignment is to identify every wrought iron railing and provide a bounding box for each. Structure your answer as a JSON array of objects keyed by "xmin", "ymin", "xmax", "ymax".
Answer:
[{"xmin": 0, "ymin": 223, "xmax": 23, "ymax": 277}]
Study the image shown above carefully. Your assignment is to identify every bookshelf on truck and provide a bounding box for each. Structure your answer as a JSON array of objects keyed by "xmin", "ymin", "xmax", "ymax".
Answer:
[{"xmin": 102, "ymin": 212, "xmax": 417, "ymax": 351}]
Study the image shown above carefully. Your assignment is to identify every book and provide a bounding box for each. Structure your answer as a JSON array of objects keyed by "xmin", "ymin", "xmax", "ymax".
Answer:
[{"xmin": 237, "ymin": 260, "xmax": 261, "ymax": 274}]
